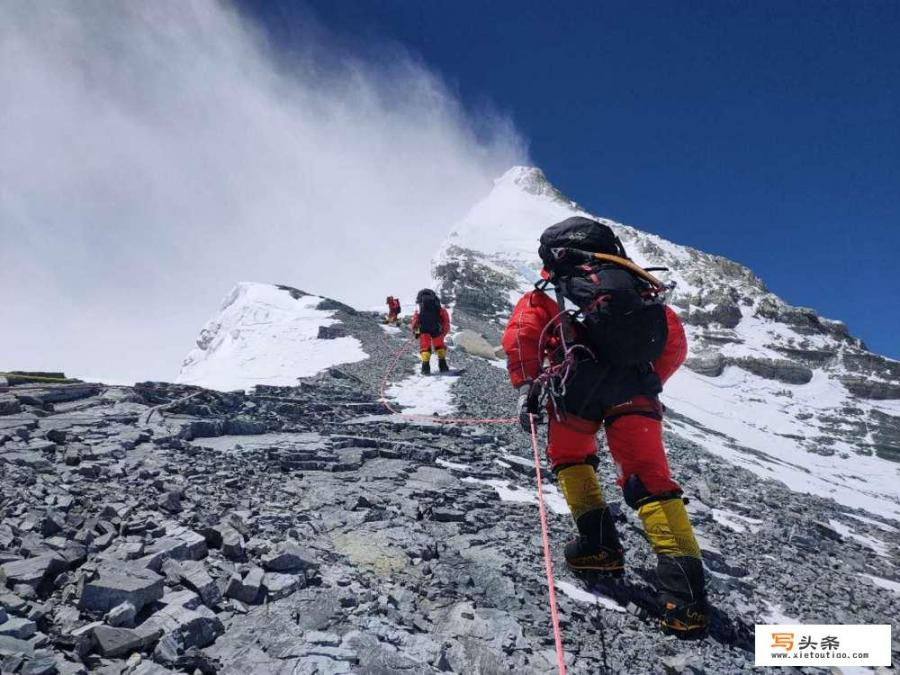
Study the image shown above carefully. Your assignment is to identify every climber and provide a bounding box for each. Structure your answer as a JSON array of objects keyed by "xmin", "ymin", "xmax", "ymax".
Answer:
[
  {"xmin": 411, "ymin": 289, "xmax": 451, "ymax": 375},
  {"xmin": 501, "ymin": 216, "xmax": 708, "ymax": 638},
  {"xmin": 385, "ymin": 296, "xmax": 402, "ymax": 326}
]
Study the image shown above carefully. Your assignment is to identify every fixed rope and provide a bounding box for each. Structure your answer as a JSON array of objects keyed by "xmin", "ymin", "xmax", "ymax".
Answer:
[
  {"xmin": 380, "ymin": 334, "xmax": 567, "ymax": 671},
  {"xmin": 530, "ymin": 412, "xmax": 567, "ymax": 675}
]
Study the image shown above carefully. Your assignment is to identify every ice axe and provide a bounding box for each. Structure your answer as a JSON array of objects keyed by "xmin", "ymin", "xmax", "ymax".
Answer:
[{"xmin": 549, "ymin": 247, "xmax": 669, "ymax": 291}]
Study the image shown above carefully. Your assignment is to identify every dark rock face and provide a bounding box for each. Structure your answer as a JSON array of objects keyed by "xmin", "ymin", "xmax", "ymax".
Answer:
[
  {"xmin": 731, "ymin": 357, "xmax": 814, "ymax": 385},
  {"xmin": 317, "ymin": 324, "xmax": 348, "ymax": 339},
  {"xmin": 684, "ymin": 352, "xmax": 725, "ymax": 377},
  {"xmin": 684, "ymin": 303, "xmax": 742, "ymax": 329},
  {"xmin": 841, "ymin": 377, "xmax": 900, "ymax": 400},
  {"xmin": 433, "ymin": 246, "xmax": 519, "ymax": 317}
]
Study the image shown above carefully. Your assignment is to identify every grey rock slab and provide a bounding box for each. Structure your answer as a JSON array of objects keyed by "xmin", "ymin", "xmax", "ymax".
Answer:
[
  {"xmin": 79, "ymin": 564, "xmax": 164, "ymax": 614},
  {"xmin": 0, "ymin": 617, "xmax": 37, "ymax": 640},
  {"xmin": 0, "ymin": 635, "xmax": 34, "ymax": 658},
  {"xmin": 261, "ymin": 541, "xmax": 319, "ymax": 573},
  {"xmin": 438, "ymin": 601, "xmax": 528, "ymax": 651},
  {"xmin": 224, "ymin": 567, "xmax": 264, "ymax": 605},
  {"xmin": 0, "ymin": 555, "xmax": 67, "ymax": 590},
  {"xmin": 93, "ymin": 625, "xmax": 146, "ymax": 658},
  {"xmin": 20, "ymin": 654, "xmax": 60, "ymax": 675},
  {"xmin": 143, "ymin": 537, "xmax": 188, "ymax": 563},
  {"xmin": 160, "ymin": 560, "xmax": 221, "ymax": 608},
  {"xmin": 69, "ymin": 620, "xmax": 103, "ymax": 658},
  {"xmin": 220, "ymin": 528, "xmax": 246, "ymax": 561},
  {"xmin": 129, "ymin": 663, "xmax": 176, "ymax": 675},
  {"xmin": 160, "ymin": 589, "xmax": 201, "ymax": 610},
  {"xmin": 135, "ymin": 604, "xmax": 224, "ymax": 651},
  {"xmin": 454, "ymin": 329, "xmax": 500, "ymax": 360},
  {"xmin": 162, "ymin": 524, "xmax": 207, "ymax": 561},
  {"xmin": 105, "ymin": 601, "xmax": 136, "ymax": 628},
  {"xmin": 431, "ymin": 508, "xmax": 466, "ymax": 523},
  {"xmin": 261, "ymin": 572, "xmax": 303, "ymax": 601}
]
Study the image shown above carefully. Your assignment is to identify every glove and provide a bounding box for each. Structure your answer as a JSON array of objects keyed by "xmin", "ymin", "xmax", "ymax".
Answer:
[
  {"xmin": 516, "ymin": 382, "xmax": 543, "ymax": 433},
  {"xmin": 414, "ymin": 328, "xmax": 421, "ymax": 338}
]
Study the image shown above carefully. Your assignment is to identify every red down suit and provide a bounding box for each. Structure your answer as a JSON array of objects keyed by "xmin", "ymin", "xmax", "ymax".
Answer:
[
  {"xmin": 501, "ymin": 289, "xmax": 688, "ymax": 497},
  {"xmin": 412, "ymin": 305, "xmax": 451, "ymax": 353}
]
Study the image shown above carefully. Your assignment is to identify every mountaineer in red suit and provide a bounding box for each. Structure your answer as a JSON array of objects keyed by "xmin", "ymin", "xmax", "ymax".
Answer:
[
  {"xmin": 385, "ymin": 296, "xmax": 401, "ymax": 326},
  {"xmin": 411, "ymin": 288, "xmax": 451, "ymax": 375},
  {"xmin": 501, "ymin": 216, "xmax": 707, "ymax": 638}
]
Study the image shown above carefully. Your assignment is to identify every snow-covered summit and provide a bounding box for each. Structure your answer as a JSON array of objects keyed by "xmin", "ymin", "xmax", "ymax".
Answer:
[
  {"xmin": 433, "ymin": 166, "xmax": 900, "ymax": 519},
  {"xmin": 436, "ymin": 165, "xmax": 583, "ymax": 269},
  {"xmin": 177, "ymin": 282, "xmax": 366, "ymax": 392}
]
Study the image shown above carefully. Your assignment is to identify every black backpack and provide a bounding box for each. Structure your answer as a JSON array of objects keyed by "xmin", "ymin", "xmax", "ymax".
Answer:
[
  {"xmin": 539, "ymin": 216, "xmax": 627, "ymax": 272},
  {"xmin": 416, "ymin": 289, "xmax": 443, "ymax": 336},
  {"xmin": 539, "ymin": 217, "xmax": 668, "ymax": 366}
]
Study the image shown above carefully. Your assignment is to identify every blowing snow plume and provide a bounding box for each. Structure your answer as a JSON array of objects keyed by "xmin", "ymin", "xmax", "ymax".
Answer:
[{"xmin": 0, "ymin": 2, "xmax": 525, "ymax": 383}]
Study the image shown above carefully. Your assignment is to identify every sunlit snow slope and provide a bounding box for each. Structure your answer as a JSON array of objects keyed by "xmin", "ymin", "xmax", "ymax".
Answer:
[
  {"xmin": 177, "ymin": 283, "xmax": 366, "ymax": 391},
  {"xmin": 433, "ymin": 166, "xmax": 900, "ymax": 520}
]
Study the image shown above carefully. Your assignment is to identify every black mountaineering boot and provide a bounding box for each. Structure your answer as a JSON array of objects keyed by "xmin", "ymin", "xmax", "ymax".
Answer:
[
  {"xmin": 438, "ymin": 358, "xmax": 449, "ymax": 373},
  {"xmin": 564, "ymin": 507, "xmax": 625, "ymax": 575},
  {"xmin": 657, "ymin": 555, "xmax": 709, "ymax": 639},
  {"xmin": 660, "ymin": 597, "xmax": 710, "ymax": 639},
  {"xmin": 421, "ymin": 361, "xmax": 431, "ymax": 376}
]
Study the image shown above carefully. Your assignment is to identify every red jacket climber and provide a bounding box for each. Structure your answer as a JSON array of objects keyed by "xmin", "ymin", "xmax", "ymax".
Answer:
[
  {"xmin": 411, "ymin": 288, "xmax": 451, "ymax": 375},
  {"xmin": 385, "ymin": 296, "xmax": 401, "ymax": 325},
  {"xmin": 501, "ymin": 216, "xmax": 707, "ymax": 638}
]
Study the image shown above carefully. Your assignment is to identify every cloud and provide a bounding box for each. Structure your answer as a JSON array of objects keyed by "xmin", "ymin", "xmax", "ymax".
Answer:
[{"xmin": 0, "ymin": 1, "xmax": 526, "ymax": 383}]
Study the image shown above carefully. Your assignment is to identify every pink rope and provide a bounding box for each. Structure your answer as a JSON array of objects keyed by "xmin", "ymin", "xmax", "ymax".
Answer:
[{"xmin": 530, "ymin": 412, "xmax": 567, "ymax": 675}]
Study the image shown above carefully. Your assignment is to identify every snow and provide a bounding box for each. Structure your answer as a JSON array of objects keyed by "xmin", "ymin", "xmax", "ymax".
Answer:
[
  {"xmin": 380, "ymin": 324, "xmax": 402, "ymax": 334},
  {"xmin": 436, "ymin": 458, "xmax": 471, "ymax": 471},
  {"xmin": 461, "ymin": 477, "xmax": 570, "ymax": 515},
  {"xmin": 384, "ymin": 372, "xmax": 456, "ymax": 416},
  {"xmin": 860, "ymin": 574, "xmax": 900, "ymax": 595},
  {"xmin": 711, "ymin": 508, "xmax": 763, "ymax": 533},
  {"xmin": 542, "ymin": 484, "xmax": 570, "ymax": 516},
  {"xmin": 555, "ymin": 580, "xmax": 626, "ymax": 613},
  {"xmin": 827, "ymin": 520, "xmax": 891, "ymax": 556},
  {"xmin": 177, "ymin": 283, "xmax": 367, "ymax": 391},
  {"xmin": 664, "ymin": 365, "xmax": 900, "ymax": 521},
  {"xmin": 762, "ymin": 601, "xmax": 799, "ymax": 624},
  {"xmin": 842, "ymin": 513, "xmax": 899, "ymax": 534},
  {"xmin": 432, "ymin": 166, "xmax": 590, "ymax": 297}
]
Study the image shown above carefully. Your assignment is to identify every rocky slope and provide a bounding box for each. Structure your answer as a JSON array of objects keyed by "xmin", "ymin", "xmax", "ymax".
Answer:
[
  {"xmin": 1, "ymin": 296, "xmax": 899, "ymax": 674},
  {"xmin": 2, "ymin": 165, "xmax": 899, "ymax": 673}
]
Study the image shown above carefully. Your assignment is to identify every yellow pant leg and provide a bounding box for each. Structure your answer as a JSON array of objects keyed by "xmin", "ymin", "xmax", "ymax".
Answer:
[
  {"xmin": 557, "ymin": 464, "xmax": 606, "ymax": 521},
  {"xmin": 637, "ymin": 498, "xmax": 701, "ymax": 559}
]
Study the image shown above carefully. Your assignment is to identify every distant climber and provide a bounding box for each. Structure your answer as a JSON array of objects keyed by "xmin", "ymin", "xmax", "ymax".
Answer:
[
  {"xmin": 411, "ymin": 289, "xmax": 450, "ymax": 375},
  {"xmin": 385, "ymin": 296, "xmax": 402, "ymax": 326},
  {"xmin": 501, "ymin": 216, "xmax": 708, "ymax": 638}
]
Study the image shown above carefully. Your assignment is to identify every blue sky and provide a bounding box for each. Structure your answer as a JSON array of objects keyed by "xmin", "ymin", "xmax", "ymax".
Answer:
[{"xmin": 244, "ymin": 1, "xmax": 900, "ymax": 358}]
